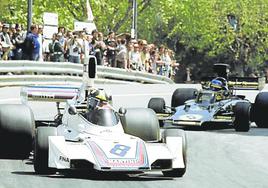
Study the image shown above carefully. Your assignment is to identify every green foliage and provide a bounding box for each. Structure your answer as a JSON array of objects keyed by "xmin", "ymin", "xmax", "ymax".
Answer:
[{"xmin": 1, "ymin": 0, "xmax": 268, "ymax": 76}]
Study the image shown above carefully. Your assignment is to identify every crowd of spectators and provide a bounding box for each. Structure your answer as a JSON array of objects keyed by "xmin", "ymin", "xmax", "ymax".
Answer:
[{"xmin": 0, "ymin": 21, "xmax": 180, "ymax": 79}]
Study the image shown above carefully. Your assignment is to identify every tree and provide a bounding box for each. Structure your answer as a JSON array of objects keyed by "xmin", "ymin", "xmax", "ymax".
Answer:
[{"xmin": 1, "ymin": 0, "xmax": 268, "ymax": 77}]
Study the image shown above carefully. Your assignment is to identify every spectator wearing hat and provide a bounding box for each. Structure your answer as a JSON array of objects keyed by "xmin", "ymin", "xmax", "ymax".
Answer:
[
  {"xmin": 8, "ymin": 24, "xmax": 17, "ymax": 60},
  {"xmin": 141, "ymin": 45, "xmax": 150, "ymax": 72},
  {"xmin": 0, "ymin": 24, "xmax": 12, "ymax": 46},
  {"xmin": 129, "ymin": 43, "xmax": 143, "ymax": 70},
  {"xmin": 0, "ymin": 23, "xmax": 13, "ymax": 60}
]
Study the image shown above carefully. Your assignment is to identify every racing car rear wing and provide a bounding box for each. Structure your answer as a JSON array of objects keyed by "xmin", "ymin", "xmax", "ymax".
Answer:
[
  {"xmin": 228, "ymin": 76, "xmax": 266, "ymax": 90},
  {"xmin": 201, "ymin": 63, "xmax": 266, "ymax": 90},
  {"xmin": 20, "ymin": 85, "xmax": 80, "ymax": 103},
  {"xmin": 21, "ymin": 56, "xmax": 97, "ymax": 103},
  {"xmin": 201, "ymin": 76, "xmax": 265, "ymax": 90}
]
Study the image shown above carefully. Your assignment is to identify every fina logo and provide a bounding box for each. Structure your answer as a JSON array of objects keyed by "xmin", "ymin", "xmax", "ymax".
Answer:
[{"xmin": 59, "ymin": 156, "xmax": 70, "ymax": 162}]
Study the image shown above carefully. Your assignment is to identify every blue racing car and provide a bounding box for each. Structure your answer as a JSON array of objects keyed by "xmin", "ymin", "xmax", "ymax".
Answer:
[{"xmin": 148, "ymin": 64, "xmax": 265, "ymax": 132}]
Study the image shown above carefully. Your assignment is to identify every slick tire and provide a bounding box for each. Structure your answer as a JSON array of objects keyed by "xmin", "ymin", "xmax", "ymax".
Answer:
[
  {"xmin": 252, "ymin": 92, "xmax": 268, "ymax": 128},
  {"xmin": 148, "ymin": 98, "xmax": 166, "ymax": 113},
  {"xmin": 162, "ymin": 129, "xmax": 187, "ymax": 177},
  {"xmin": 34, "ymin": 127, "xmax": 57, "ymax": 174},
  {"xmin": 0, "ymin": 104, "xmax": 35, "ymax": 158},
  {"xmin": 121, "ymin": 108, "xmax": 160, "ymax": 141},
  {"xmin": 233, "ymin": 102, "xmax": 251, "ymax": 132},
  {"xmin": 171, "ymin": 88, "xmax": 197, "ymax": 108}
]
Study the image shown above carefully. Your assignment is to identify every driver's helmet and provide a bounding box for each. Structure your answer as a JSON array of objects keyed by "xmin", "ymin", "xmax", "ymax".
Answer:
[
  {"xmin": 210, "ymin": 77, "xmax": 228, "ymax": 91},
  {"xmin": 87, "ymin": 89, "xmax": 110, "ymax": 110},
  {"xmin": 210, "ymin": 77, "xmax": 229, "ymax": 101}
]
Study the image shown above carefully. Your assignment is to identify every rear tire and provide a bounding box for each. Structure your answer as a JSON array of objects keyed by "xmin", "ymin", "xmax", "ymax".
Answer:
[
  {"xmin": 252, "ymin": 92, "xmax": 268, "ymax": 128},
  {"xmin": 148, "ymin": 98, "xmax": 165, "ymax": 113},
  {"xmin": 121, "ymin": 108, "xmax": 160, "ymax": 141},
  {"xmin": 34, "ymin": 127, "xmax": 57, "ymax": 174},
  {"xmin": 162, "ymin": 129, "xmax": 187, "ymax": 177},
  {"xmin": 0, "ymin": 104, "xmax": 35, "ymax": 158},
  {"xmin": 233, "ymin": 102, "xmax": 251, "ymax": 132},
  {"xmin": 171, "ymin": 88, "xmax": 197, "ymax": 108},
  {"xmin": 148, "ymin": 98, "xmax": 166, "ymax": 127}
]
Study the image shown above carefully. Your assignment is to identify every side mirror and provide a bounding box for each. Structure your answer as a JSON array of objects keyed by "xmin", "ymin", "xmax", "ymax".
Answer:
[
  {"xmin": 118, "ymin": 107, "xmax": 127, "ymax": 116},
  {"xmin": 68, "ymin": 105, "xmax": 77, "ymax": 115}
]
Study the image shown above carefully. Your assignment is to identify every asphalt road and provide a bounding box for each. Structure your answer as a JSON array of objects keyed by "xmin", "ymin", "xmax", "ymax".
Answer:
[{"xmin": 0, "ymin": 84, "xmax": 268, "ymax": 188}]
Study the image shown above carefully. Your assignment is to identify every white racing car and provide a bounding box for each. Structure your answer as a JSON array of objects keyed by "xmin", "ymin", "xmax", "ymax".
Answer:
[{"xmin": 0, "ymin": 57, "xmax": 187, "ymax": 177}]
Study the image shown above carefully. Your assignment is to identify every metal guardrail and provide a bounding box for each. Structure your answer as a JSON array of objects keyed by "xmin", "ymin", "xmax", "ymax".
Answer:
[{"xmin": 0, "ymin": 60, "xmax": 174, "ymax": 86}]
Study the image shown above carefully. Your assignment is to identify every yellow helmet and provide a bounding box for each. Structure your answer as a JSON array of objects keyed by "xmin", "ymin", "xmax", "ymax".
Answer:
[{"xmin": 89, "ymin": 89, "xmax": 109, "ymax": 102}]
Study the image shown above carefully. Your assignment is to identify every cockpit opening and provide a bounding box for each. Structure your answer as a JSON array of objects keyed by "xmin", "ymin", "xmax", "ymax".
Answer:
[{"xmin": 196, "ymin": 92, "xmax": 215, "ymax": 105}]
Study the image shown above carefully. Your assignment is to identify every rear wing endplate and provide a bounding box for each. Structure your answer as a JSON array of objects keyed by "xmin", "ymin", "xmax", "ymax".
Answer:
[{"xmin": 228, "ymin": 77, "xmax": 265, "ymax": 90}]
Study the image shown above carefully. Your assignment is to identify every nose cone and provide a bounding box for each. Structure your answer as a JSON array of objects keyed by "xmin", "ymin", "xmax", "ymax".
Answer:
[{"xmin": 86, "ymin": 138, "xmax": 149, "ymax": 170}]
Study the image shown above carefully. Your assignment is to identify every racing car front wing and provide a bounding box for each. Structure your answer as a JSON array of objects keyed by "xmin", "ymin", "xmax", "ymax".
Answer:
[{"xmin": 48, "ymin": 135, "xmax": 185, "ymax": 172}]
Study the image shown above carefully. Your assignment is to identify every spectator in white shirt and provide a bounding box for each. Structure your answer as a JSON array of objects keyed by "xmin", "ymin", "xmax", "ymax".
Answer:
[
  {"xmin": 129, "ymin": 43, "xmax": 143, "ymax": 70},
  {"xmin": 67, "ymin": 35, "xmax": 82, "ymax": 63}
]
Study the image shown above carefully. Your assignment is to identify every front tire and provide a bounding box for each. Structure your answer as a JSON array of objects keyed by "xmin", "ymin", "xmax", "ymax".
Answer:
[
  {"xmin": 121, "ymin": 108, "xmax": 160, "ymax": 142},
  {"xmin": 171, "ymin": 88, "xmax": 197, "ymax": 108},
  {"xmin": 233, "ymin": 102, "xmax": 251, "ymax": 132},
  {"xmin": 0, "ymin": 104, "xmax": 35, "ymax": 158},
  {"xmin": 34, "ymin": 127, "xmax": 57, "ymax": 174},
  {"xmin": 162, "ymin": 129, "xmax": 187, "ymax": 177}
]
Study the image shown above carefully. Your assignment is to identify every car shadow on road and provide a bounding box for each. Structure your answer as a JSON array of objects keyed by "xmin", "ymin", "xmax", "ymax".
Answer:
[
  {"xmin": 165, "ymin": 124, "xmax": 268, "ymax": 137},
  {"xmin": 12, "ymin": 170, "xmax": 174, "ymax": 181},
  {"xmin": 11, "ymin": 154, "xmax": 175, "ymax": 181},
  {"xmin": 164, "ymin": 124, "xmax": 233, "ymax": 132},
  {"xmin": 12, "ymin": 171, "xmax": 36, "ymax": 176},
  {"xmin": 206, "ymin": 127, "xmax": 268, "ymax": 137}
]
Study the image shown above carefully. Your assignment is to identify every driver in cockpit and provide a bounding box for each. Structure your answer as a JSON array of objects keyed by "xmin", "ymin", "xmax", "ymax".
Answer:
[
  {"xmin": 87, "ymin": 88, "xmax": 111, "ymax": 110},
  {"xmin": 85, "ymin": 88, "xmax": 118, "ymax": 127},
  {"xmin": 209, "ymin": 77, "xmax": 230, "ymax": 101}
]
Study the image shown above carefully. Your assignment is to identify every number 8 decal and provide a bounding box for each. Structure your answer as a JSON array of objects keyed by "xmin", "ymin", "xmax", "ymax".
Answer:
[{"xmin": 110, "ymin": 144, "xmax": 130, "ymax": 157}]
